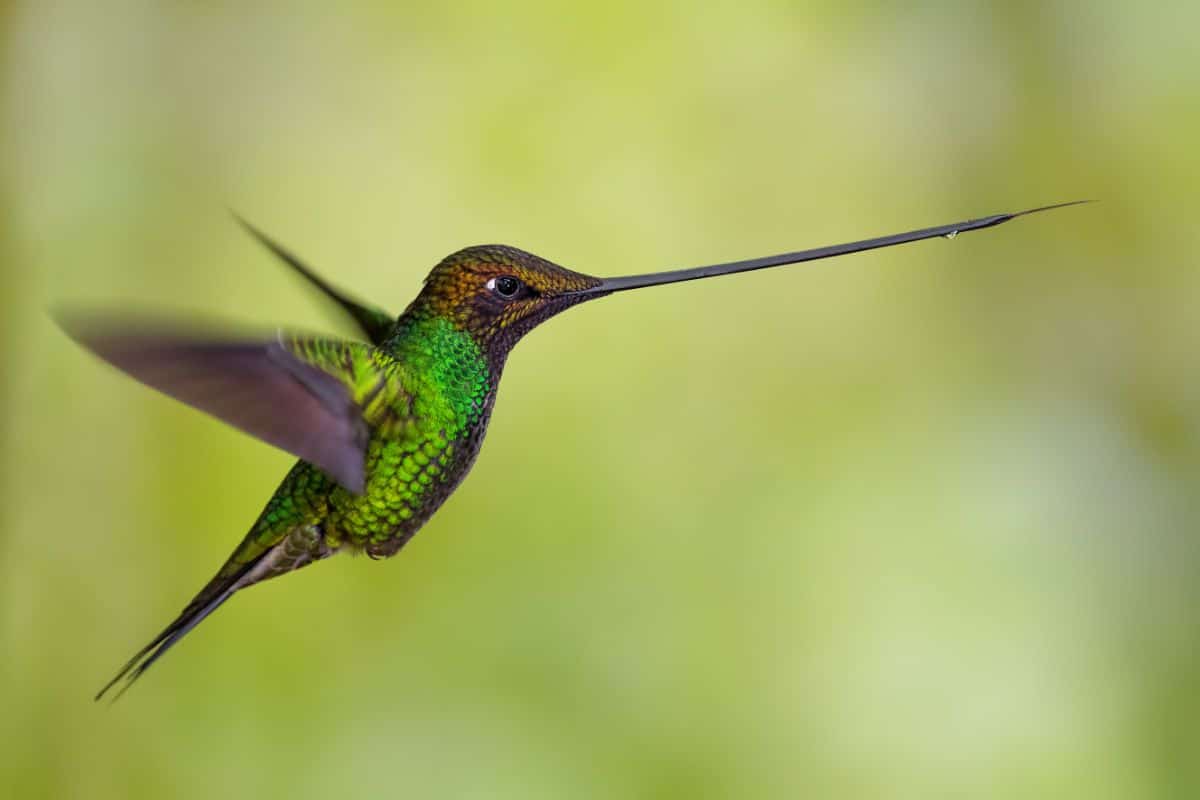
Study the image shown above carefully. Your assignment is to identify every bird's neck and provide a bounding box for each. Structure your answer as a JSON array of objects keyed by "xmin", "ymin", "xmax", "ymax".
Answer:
[{"xmin": 381, "ymin": 311, "xmax": 496, "ymax": 435}]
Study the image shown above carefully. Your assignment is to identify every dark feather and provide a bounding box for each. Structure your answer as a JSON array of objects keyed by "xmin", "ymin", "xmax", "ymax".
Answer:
[
  {"xmin": 60, "ymin": 319, "xmax": 368, "ymax": 493},
  {"xmin": 233, "ymin": 214, "xmax": 396, "ymax": 345},
  {"xmin": 94, "ymin": 562, "xmax": 250, "ymax": 701}
]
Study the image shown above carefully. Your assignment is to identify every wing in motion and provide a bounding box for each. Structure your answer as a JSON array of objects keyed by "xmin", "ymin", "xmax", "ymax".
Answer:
[
  {"xmin": 59, "ymin": 318, "xmax": 412, "ymax": 493},
  {"xmin": 234, "ymin": 214, "xmax": 397, "ymax": 345}
]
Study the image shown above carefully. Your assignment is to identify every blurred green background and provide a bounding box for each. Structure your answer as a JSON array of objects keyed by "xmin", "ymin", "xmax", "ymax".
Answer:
[{"xmin": 2, "ymin": 2, "xmax": 1198, "ymax": 798}]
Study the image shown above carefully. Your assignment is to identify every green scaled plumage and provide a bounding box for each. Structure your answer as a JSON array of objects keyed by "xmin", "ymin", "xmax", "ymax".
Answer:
[
  {"xmin": 63, "ymin": 202, "xmax": 1084, "ymax": 699},
  {"xmin": 329, "ymin": 316, "xmax": 492, "ymax": 554}
]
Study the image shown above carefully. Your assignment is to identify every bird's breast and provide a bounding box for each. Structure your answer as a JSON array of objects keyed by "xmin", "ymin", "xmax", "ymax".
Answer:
[{"xmin": 326, "ymin": 395, "xmax": 495, "ymax": 558}]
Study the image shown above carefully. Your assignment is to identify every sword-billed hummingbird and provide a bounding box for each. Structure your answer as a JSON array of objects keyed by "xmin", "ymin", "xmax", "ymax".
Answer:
[{"xmin": 62, "ymin": 201, "xmax": 1084, "ymax": 699}]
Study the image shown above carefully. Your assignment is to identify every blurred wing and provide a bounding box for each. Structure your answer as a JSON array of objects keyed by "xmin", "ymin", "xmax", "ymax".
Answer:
[
  {"xmin": 62, "ymin": 320, "xmax": 411, "ymax": 493},
  {"xmin": 234, "ymin": 215, "xmax": 396, "ymax": 344}
]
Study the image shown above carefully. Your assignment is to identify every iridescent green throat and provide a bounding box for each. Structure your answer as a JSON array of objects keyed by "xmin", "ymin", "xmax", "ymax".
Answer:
[{"xmin": 382, "ymin": 313, "xmax": 494, "ymax": 437}]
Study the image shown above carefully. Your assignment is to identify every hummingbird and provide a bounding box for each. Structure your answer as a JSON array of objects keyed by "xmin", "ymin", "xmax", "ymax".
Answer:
[{"xmin": 62, "ymin": 201, "xmax": 1084, "ymax": 699}]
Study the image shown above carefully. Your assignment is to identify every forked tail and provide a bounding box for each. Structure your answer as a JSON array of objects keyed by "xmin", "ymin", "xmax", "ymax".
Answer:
[
  {"xmin": 95, "ymin": 560, "xmax": 258, "ymax": 702},
  {"xmin": 97, "ymin": 523, "xmax": 334, "ymax": 701}
]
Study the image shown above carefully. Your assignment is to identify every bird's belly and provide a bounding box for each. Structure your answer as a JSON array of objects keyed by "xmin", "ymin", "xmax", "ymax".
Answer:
[{"xmin": 326, "ymin": 433, "xmax": 469, "ymax": 557}]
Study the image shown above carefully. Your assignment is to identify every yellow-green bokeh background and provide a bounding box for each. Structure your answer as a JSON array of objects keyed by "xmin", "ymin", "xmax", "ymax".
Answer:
[{"xmin": 3, "ymin": 3, "xmax": 1198, "ymax": 797}]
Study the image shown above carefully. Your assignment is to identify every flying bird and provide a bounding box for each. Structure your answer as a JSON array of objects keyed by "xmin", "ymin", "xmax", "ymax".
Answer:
[{"xmin": 61, "ymin": 201, "xmax": 1085, "ymax": 699}]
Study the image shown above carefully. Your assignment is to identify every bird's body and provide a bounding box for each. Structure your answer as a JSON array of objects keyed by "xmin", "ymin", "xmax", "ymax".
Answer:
[
  {"xmin": 64, "ymin": 203, "xmax": 1085, "ymax": 698},
  {"xmin": 130, "ymin": 345, "xmax": 486, "ymax": 694},
  {"xmin": 312, "ymin": 314, "xmax": 494, "ymax": 559}
]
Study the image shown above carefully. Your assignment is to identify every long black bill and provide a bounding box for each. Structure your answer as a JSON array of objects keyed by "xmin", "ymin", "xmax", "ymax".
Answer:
[{"xmin": 581, "ymin": 201, "xmax": 1088, "ymax": 295}]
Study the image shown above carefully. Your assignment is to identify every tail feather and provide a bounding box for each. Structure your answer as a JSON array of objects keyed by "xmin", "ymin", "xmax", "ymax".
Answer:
[
  {"xmin": 95, "ymin": 562, "xmax": 256, "ymax": 702},
  {"xmin": 97, "ymin": 522, "xmax": 333, "ymax": 701}
]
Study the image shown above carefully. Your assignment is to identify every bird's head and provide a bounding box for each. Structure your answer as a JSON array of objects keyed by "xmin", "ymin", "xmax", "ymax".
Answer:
[
  {"xmin": 402, "ymin": 201, "xmax": 1090, "ymax": 362},
  {"xmin": 411, "ymin": 245, "xmax": 607, "ymax": 357}
]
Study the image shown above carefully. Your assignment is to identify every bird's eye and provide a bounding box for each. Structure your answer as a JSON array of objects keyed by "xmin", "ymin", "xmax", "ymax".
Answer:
[{"xmin": 487, "ymin": 275, "xmax": 523, "ymax": 299}]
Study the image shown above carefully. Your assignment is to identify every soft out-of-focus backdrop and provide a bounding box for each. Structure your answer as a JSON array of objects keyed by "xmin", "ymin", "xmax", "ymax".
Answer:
[{"xmin": 2, "ymin": 2, "xmax": 1197, "ymax": 798}]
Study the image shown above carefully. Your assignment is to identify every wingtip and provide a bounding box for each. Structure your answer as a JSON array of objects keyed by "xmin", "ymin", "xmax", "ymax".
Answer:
[
  {"xmin": 338, "ymin": 460, "xmax": 367, "ymax": 495},
  {"xmin": 51, "ymin": 308, "xmax": 125, "ymax": 356},
  {"xmin": 229, "ymin": 210, "xmax": 271, "ymax": 245}
]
